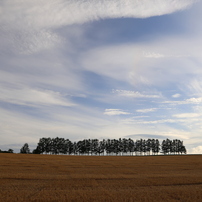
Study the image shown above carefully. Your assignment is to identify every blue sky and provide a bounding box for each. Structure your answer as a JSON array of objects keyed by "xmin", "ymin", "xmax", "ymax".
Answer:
[{"xmin": 1, "ymin": 0, "xmax": 202, "ymax": 153}]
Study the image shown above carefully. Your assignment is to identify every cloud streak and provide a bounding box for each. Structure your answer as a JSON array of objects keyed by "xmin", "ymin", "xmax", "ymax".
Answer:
[
  {"xmin": 173, "ymin": 113, "xmax": 201, "ymax": 118},
  {"xmin": 0, "ymin": 0, "xmax": 197, "ymax": 28},
  {"xmin": 0, "ymin": 85, "xmax": 75, "ymax": 107},
  {"xmin": 164, "ymin": 97, "xmax": 202, "ymax": 105},
  {"xmin": 0, "ymin": 0, "xmax": 197, "ymax": 54},
  {"xmin": 136, "ymin": 108, "xmax": 157, "ymax": 113},
  {"xmin": 104, "ymin": 109, "xmax": 131, "ymax": 116},
  {"xmin": 113, "ymin": 90, "xmax": 161, "ymax": 98}
]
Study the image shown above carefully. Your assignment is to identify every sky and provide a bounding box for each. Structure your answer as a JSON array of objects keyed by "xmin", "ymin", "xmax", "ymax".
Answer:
[{"xmin": 1, "ymin": 0, "xmax": 202, "ymax": 154}]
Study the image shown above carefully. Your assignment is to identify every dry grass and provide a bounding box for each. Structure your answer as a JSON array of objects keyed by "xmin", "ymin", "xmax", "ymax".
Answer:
[{"xmin": 0, "ymin": 154, "xmax": 202, "ymax": 201}]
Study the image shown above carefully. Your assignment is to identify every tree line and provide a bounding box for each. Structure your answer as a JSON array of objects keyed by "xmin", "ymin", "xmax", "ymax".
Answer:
[
  {"xmin": 0, "ymin": 149, "xmax": 13, "ymax": 153},
  {"xmin": 19, "ymin": 137, "xmax": 187, "ymax": 155}
]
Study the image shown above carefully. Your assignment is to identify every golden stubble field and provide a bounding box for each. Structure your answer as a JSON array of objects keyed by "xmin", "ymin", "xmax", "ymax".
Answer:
[{"xmin": 0, "ymin": 154, "xmax": 202, "ymax": 202}]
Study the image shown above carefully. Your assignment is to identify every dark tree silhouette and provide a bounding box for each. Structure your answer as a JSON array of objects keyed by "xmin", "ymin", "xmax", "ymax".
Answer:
[
  {"xmin": 32, "ymin": 137, "xmax": 187, "ymax": 156},
  {"xmin": 20, "ymin": 143, "xmax": 30, "ymax": 154},
  {"xmin": 0, "ymin": 149, "xmax": 14, "ymax": 153},
  {"xmin": 8, "ymin": 149, "xmax": 14, "ymax": 153}
]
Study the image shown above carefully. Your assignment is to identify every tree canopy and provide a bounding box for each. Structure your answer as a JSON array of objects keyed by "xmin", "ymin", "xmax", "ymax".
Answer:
[
  {"xmin": 20, "ymin": 143, "xmax": 30, "ymax": 154},
  {"xmin": 32, "ymin": 137, "xmax": 186, "ymax": 156}
]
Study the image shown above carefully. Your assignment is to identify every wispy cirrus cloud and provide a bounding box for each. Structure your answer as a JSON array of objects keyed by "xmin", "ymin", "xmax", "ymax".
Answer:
[
  {"xmin": 104, "ymin": 109, "xmax": 131, "ymax": 116},
  {"xmin": 143, "ymin": 52, "xmax": 165, "ymax": 58},
  {"xmin": 0, "ymin": 0, "xmax": 197, "ymax": 54},
  {"xmin": 172, "ymin": 93, "xmax": 181, "ymax": 98},
  {"xmin": 164, "ymin": 97, "xmax": 202, "ymax": 105},
  {"xmin": 113, "ymin": 90, "xmax": 161, "ymax": 98},
  {"xmin": 173, "ymin": 113, "xmax": 201, "ymax": 118},
  {"xmin": 0, "ymin": 85, "xmax": 75, "ymax": 107},
  {"xmin": 81, "ymin": 33, "xmax": 202, "ymax": 88},
  {"xmin": 136, "ymin": 108, "xmax": 157, "ymax": 113},
  {"xmin": 0, "ymin": 0, "xmax": 197, "ymax": 28}
]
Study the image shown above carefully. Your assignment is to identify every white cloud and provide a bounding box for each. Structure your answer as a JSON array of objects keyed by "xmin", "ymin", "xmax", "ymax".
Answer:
[
  {"xmin": 164, "ymin": 97, "xmax": 202, "ymax": 105},
  {"xmin": 81, "ymin": 32, "xmax": 202, "ymax": 88},
  {"xmin": 17, "ymin": 30, "xmax": 61, "ymax": 55},
  {"xmin": 104, "ymin": 109, "xmax": 131, "ymax": 116},
  {"xmin": 172, "ymin": 93, "xmax": 181, "ymax": 98},
  {"xmin": 187, "ymin": 97, "xmax": 202, "ymax": 103},
  {"xmin": 173, "ymin": 113, "xmax": 201, "ymax": 118},
  {"xmin": 143, "ymin": 52, "xmax": 165, "ymax": 58},
  {"xmin": 0, "ymin": 0, "xmax": 198, "ymax": 54},
  {"xmin": 136, "ymin": 108, "xmax": 157, "ymax": 113},
  {"xmin": 113, "ymin": 89, "xmax": 161, "ymax": 98},
  {"xmin": 138, "ymin": 119, "xmax": 176, "ymax": 124},
  {"xmin": 182, "ymin": 79, "xmax": 202, "ymax": 97},
  {"xmin": 0, "ymin": 51, "xmax": 84, "ymax": 94},
  {"xmin": 0, "ymin": 0, "xmax": 197, "ymax": 28},
  {"xmin": 0, "ymin": 85, "xmax": 75, "ymax": 107},
  {"xmin": 0, "ymin": 25, "xmax": 62, "ymax": 55},
  {"xmin": 189, "ymin": 146, "xmax": 202, "ymax": 154}
]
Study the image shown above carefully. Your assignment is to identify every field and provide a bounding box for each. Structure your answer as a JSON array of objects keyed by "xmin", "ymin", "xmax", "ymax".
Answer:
[{"xmin": 0, "ymin": 154, "xmax": 202, "ymax": 201}]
